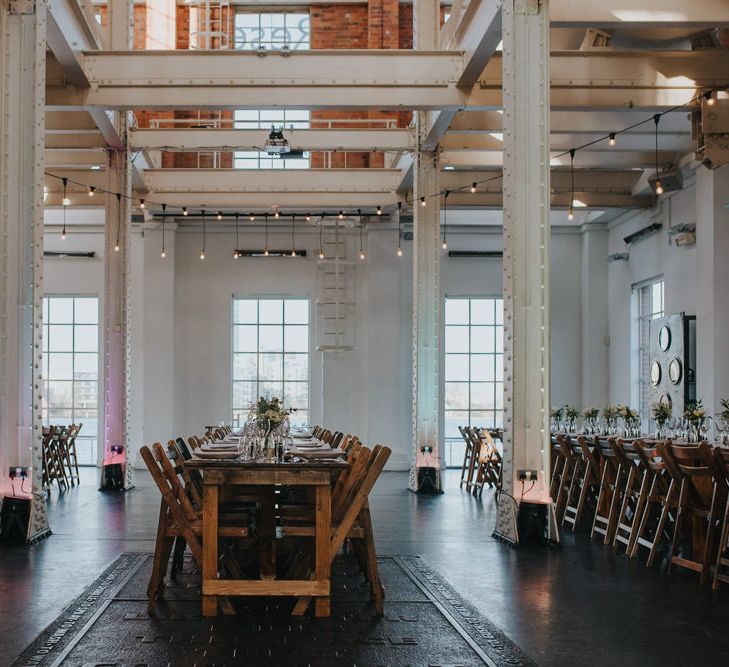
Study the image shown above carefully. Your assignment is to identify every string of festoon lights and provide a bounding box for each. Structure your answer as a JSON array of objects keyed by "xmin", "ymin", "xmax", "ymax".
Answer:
[{"xmin": 43, "ymin": 84, "xmax": 727, "ymax": 259}]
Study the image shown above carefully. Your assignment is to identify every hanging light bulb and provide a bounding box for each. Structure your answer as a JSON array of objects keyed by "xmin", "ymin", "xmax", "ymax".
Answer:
[
  {"xmin": 338, "ymin": 210, "xmax": 344, "ymax": 220},
  {"xmin": 139, "ymin": 198, "xmax": 145, "ymax": 209},
  {"xmin": 705, "ymin": 90, "xmax": 715, "ymax": 106},
  {"xmin": 470, "ymin": 182, "xmax": 477, "ymax": 193},
  {"xmin": 376, "ymin": 205, "xmax": 382, "ymax": 216},
  {"xmin": 420, "ymin": 197, "xmax": 426, "ymax": 207},
  {"xmin": 217, "ymin": 211, "xmax": 223, "ymax": 221},
  {"xmin": 274, "ymin": 210, "xmax": 280, "ymax": 219},
  {"xmin": 653, "ymin": 114, "xmax": 663, "ymax": 196},
  {"xmin": 567, "ymin": 207, "xmax": 574, "ymax": 221},
  {"xmin": 608, "ymin": 133, "xmax": 616, "ymax": 147},
  {"xmin": 61, "ymin": 178, "xmax": 68, "ymax": 239},
  {"xmin": 182, "ymin": 207, "xmax": 188, "ymax": 216},
  {"xmin": 358, "ymin": 209, "xmax": 365, "ymax": 260},
  {"xmin": 442, "ymin": 190, "xmax": 449, "ymax": 250},
  {"xmin": 305, "ymin": 213, "xmax": 311, "ymax": 222},
  {"xmin": 233, "ymin": 212, "xmax": 240, "ymax": 259},
  {"xmin": 264, "ymin": 213, "xmax": 269, "ymax": 255},
  {"xmin": 249, "ymin": 213, "xmax": 255, "ymax": 222},
  {"xmin": 396, "ymin": 201, "xmax": 403, "ymax": 257},
  {"xmin": 318, "ymin": 215, "xmax": 324, "ymax": 259},
  {"xmin": 88, "ymin": 186, "xmax": 95, "ymax": 198},
  {"xmin": 160, "ymin": 203, "xmax": 167, "ymax": 258},
  {"xmin": 200, "ymin": 209, "xmax": 207, "ymax": 260},
  {"xmin": 114, "ymin": 192, "xmax": 121, "ymax": 251},
  {"xmin": 568, "ymin": 148, "xmax": 576, "ymax": 221},
  {"xmin": 290, "ymin": 214, "xmax": 297, "ymax": 257}
]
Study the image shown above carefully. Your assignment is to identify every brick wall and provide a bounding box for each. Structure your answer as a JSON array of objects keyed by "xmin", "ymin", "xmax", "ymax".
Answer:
[{"xmin": 98, "ymin": 2, "xmax": 418, "ymax": 170}]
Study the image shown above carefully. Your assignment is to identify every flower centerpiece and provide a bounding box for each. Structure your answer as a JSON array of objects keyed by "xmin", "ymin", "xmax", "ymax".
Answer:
[
  {"xmin": 718, "ymin": 398, "xmax": 729, "ymax": 444},
  {"xmin": 618, "ymin": 404, "xmax": 641, "ymax": 437},
  {"xmin": 602, "ymin": 405, "xmax": 620, "ymax": 435},
  {"xmin": 684, "ymin": 400, "xmax": 708, "ymax": 443},
  {"xmin": 249, "ymin": 396, "xmax": 296, "ymax": 460},
  {"xmin": 582, "ymin": 407, "xmax": 599, "ymax": 434},
  {"xmin": 651, "ymin": 402, "xmax": 672, "ymax": 439},
  {"xmin": 550, "ymin": 407, "xmax": 565, "ymax": 433},
  {"xmin": 564, "ymin": 406, "xmax": 580, "ymax": 433}
]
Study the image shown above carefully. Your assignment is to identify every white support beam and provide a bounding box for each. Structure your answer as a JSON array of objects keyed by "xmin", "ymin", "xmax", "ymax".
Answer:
[
  {"xmin": 496, "ymin": 0, "xmax": 552, "ymax": 544},
  {"xmin": 46, "ymin": 49, "xmax": 728, "ymax": 112},
  {"xmin": 442, "ymin": 148, "xmax": 682, "ymax": 169},
  {"xmin": 129, "ymin": 128, "xmax": 414, "ymax": 152},
  {"xmin": 0, "ymin": 0, "xmax": 50, "ymax": 541},
  {"xmin": 47, "ymin": 0, "xmax": 103, "ymax": 86},
  {"xmin": 550, "ymin": 0, "xmax": 729, "ymax": 28}
]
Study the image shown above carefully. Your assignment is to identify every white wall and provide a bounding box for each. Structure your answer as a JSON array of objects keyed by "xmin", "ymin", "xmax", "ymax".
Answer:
[
  {"xmin": 606, "ymin": 182, "xmax": 698, "ymax": 404},
  {"xmin": 43, "ymin": 210, "xmax": 628, "ymax": 470}
]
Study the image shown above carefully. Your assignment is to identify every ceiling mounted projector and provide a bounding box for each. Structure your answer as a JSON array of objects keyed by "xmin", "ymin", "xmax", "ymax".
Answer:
[{"xmin": 264, "ymin": 126, "xmax": 290, "ymax": 155}]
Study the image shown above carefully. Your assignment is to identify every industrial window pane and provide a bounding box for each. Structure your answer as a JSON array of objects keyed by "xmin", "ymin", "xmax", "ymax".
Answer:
[
  {"xmin": 43, "ymin": 296, "xmax": 100, "ymax": 465},
  {"xmin": 443, "ymin": 297, "xmax": 504, "ymax": 467},
  {"xmin": 232, "ymin": 297, "xmax": 309, "ymax": 425}
]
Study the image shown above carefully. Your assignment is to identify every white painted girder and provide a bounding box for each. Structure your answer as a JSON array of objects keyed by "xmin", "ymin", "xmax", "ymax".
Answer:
[
  {"xmin": 129, "ymin": 128, "xmax": 414, "ymax": 152},
  {"xmin": 442, "ymin": 149, "xmax": 682, "ymax": 169},
  {"xmin": 45, "ymin": 49, "xmax": 728, "ymax": 111}
]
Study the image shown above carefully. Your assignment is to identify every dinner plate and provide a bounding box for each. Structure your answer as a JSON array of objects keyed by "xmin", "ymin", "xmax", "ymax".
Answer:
[{"xmin": 192, "ymin": 448, "xmax": 239, "ymax": 460}]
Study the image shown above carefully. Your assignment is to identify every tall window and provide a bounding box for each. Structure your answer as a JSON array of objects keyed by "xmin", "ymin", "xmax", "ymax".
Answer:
[
  {"xmin": 233, "ymin": 12, "xmax": 310, "ymax": 169},
  {"xmin": 634, "ymin": 279, "xmax": 665, "ymax": 424},
  {"xmin": 232, "ymin": 298, "xmax": 310, "ymax": 426},
  {"xmin": 444, "ymin": 298, "xmax": 504, "ymax": 467},
  {"xmin": 42, "ymin": 297, "xmax": 100, "ymax": 465}
]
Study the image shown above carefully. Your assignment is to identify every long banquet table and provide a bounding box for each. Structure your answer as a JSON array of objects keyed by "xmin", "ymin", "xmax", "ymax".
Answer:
[{"xmin": 185, "ymin": 456, "xmax": 348, "ymax": 618}]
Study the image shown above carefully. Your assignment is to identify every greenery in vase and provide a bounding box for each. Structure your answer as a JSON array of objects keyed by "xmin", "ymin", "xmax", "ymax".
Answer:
[
  {"xmin": 618, "ymin": 404, "xmax": 639, "ymax": 422},
  {"xmin": 564, "ymin": 406, "xmax": 580, "ymax": 422},
  {"xmin": 249, "ymin": 396, "xmax": 296, "ymax": 426},
  {"xmin": 602, "ymin": 405, "xmax": 620, "ymax": 423},
  {"xmin": 652, "ymin": 402, "xmax": 672, "ymax": 427},
  {"xmin": 683, "ymin": 400, "xmax": 706, "ymax": 425},
  {"xmin": 720, "ymin": 398, "xmax": 729, "ymax": 423},
  {"xmin": 551, "ymin": 407, "xmax": 564, "ymax": 422},
  {"xmin": 582, "ymin": 407, "xmax": 599, "ymax": 420}
]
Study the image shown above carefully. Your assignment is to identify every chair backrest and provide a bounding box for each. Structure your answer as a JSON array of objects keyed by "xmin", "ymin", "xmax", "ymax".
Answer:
[
  {"xmin": 712, "ymin": 447, "xmax": 729, "ymax": 488},
  {"xmin": 612, "ymin": 438, "xmax": 641, "ymax": 468},
  {"xmin": 139, "ymin": 444, "xmax": 203, "ymax": 562},
  {"xmin": 167, "ymin": 439, "xmax": 203, "ymax": 509},
  {"xmin": 175, "ymin": 437, "xmax": 193, "ymax": 460},
  {"xmin": 660, "ymin": 442, "xmax": 720, "ymax": 510},
  {"xmin": 634, "ymin": 442, "xmax": 665, "ymax": 474},
  {"xmin": 331, "ymin": 431, "xmax": 344, "ymax": 449}
]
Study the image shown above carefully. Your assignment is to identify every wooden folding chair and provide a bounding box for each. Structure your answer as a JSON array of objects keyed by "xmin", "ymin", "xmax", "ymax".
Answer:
[
  {"xmin": 331, "ymin": 431, "xmax": 344, "ymax": 449},
  {"xmin": 591, "ymin": 436, "xmax": 624, "ymax": 544},
  {"xmin": 629, "ymin": 442, "xmax": 677, "ymax": 565},
  {"xmin": 561, "ymin": 435, "xmax": 601, "ymax": 531},
  {"xmin": 282, "ymin": 445, "xmax": 392, "ymax": 616},
  {"xmin": 457, "ymin": 426, "xmax": 475, "ymax": 489},
  {"xmin": 140, "ymin": 443, "xmax": 252, "ymax": 613},
  {"xmin": 711, "ymin": 447, "xmax": 729, "ymax": 589},
  {"xmin": 661, "ymin": 442, "xmax": 725, "ymax": 585},
  {"xmin": 472, "ymin": 427, "xmax": 502, "ymax": 496},
  {"xmin": 555, "ymin": 435, "xmax": 584, "ymax": 526},
  {"xmin": 612, "ymin": 439, "xmax": 645, "ymax": 551}
]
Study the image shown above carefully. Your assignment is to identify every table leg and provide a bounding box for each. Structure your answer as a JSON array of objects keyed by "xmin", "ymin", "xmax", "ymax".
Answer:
[
  {"xmin": 315, "ymin": 483, "xmax": 331, "ymax": 618},
  {"xmin": 202, "ymin": 483, "xmax": 219, "ymax": 617},
  {"xmin": 260, "ymin": 486, "xmax": 277, "ymax": 580}
]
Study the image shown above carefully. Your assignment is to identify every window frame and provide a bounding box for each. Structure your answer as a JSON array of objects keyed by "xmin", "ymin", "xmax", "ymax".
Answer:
[
  {"xmin": 42, "ymin": 295, "xmax": 101, "ymax": 466},
  {"xmin": 231, "ymin": 296, "xmax": 311, "ymax": 427},
  {"xmin": 443, "ymin": 296, "xmax": 504, "ymax": 468}
]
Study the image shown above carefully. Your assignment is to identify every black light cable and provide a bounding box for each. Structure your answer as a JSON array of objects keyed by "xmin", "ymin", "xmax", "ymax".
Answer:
[
  {"xmin": 318, "ymin": 215, "xmax": 324, "ymax": 259},
  {"xmin": 442, "ymin": 190, "xmax": 449, "ymax": 250},
  {"xmin": 568, "ymin": 148, "xmax": 575, "ymax": 220},
  {"xmin": 291, "ymin": 214, "xmax": 296, "ymax": 257}
]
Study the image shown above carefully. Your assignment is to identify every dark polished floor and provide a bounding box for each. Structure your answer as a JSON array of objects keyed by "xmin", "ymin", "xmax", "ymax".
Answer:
[{"xmin": 2, "ymin": 468, "xmax": 729, "ymax": 666}]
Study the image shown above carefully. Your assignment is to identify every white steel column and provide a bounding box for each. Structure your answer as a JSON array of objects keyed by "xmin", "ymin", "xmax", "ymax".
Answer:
[
  {"xmin": 0, "ymin": 0, "xmax": 49, "ymax": 540},
  {"xmin": 102, "ymin": 0, "xmax": 133, "ymax": 487},
  {"xmin": 410, "ymin": 0, "xmax": 443, "ymax": 492},
  {"xmin": 695, "ymin": 164, "xmax": 729, "ymax": 418},
  {"xmin": 496, "ymin": 0, "xmax": 552, "ymax": 541}
]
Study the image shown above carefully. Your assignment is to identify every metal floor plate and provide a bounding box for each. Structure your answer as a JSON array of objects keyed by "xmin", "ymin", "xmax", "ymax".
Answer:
[{"xmin": 14, "ymin": 553, "xmax": 535, "ymax": 667}]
